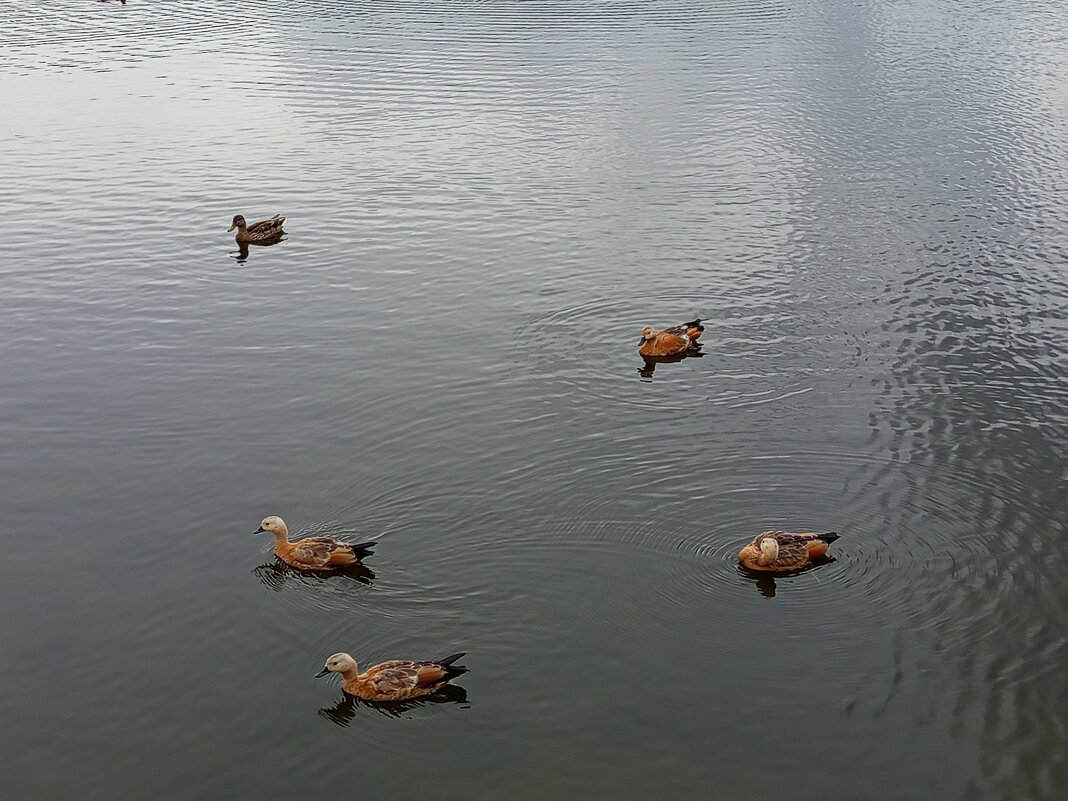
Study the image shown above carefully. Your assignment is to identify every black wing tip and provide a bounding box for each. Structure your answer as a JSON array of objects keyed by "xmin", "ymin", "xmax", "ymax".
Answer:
[
  {"xmin": 436, "ymin": 652, "xmax": 467, "ymax": 666},
  {"xmin": 821, "ymin": 531, "xmax": 841, "ymax": 542}
]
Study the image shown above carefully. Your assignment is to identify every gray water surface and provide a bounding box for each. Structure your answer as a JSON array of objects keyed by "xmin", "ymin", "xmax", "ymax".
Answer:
[{"xmin": 2, "ymin": 2, "xmax": 1067, "ymax": 799}]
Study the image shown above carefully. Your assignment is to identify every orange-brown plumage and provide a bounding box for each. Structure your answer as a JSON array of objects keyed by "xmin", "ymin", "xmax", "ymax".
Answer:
[
  {"xmin": 805, "ymin": 539, "xmax": 831, "ymax": 558},
  {"xmin": 316, "ymin": 652, "xmax": 469, "ymax": 702},
  {"xmin": 638, "ymin": 319, "xmax": 704, "ymax": 357},
  {"xmin": 738, "ymin": 530, "xmax": 840, "ymax": 572},
  {"xmin": 255, "ymin": 516, "xmax": 375, "ymax": 571}
]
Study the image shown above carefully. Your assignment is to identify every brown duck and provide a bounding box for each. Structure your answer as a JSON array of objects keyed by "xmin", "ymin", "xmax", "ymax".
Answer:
[
  {"xmin": 638, "ymin": 319, "xmax": 704, "ymax": 357},
  {"xmin": 254, "ymin": 516, "xmax": 376, "ymax": 571},
  {"xmin": 315, "ymin": 652, "xmax": 469, "ymax": 702},
  {"xmin": 228, "ymin": 214, "xmax": 285, "ymax": 243},
  {"xmin": 738, "ymin": 530, "xmax": 841, "ymax": 572}
]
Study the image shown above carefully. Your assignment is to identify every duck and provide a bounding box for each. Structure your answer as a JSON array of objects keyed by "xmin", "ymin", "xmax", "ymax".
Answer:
[
  {"xmin": 315, "ymin": 652, "xmax": 469, "ymax": 702},
  {"xmin": 228, "ymin": 214, "xmax": 285, "ymax": 243},
  {"xmin": 254, "ymin": 516, "xmax": 376, "ymax": 571},
  {"xmin": 738, "ymin": 530, "xmax": 840, "ymax": 572},
  {"xmin": 638, "ymin": 319, "xmax": 704, "ymax": 357}
]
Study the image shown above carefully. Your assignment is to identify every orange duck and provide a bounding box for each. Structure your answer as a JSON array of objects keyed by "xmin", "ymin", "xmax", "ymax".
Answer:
[
  {"xmin": 738, "ymin": 530, "xmax": 840, "ymax": 572},
  {"xmin": 254, "ymin": 516, "xmax": 376, "ymax": 571},
  {"xmin": 315, "ymin": 652, "xmax": 469, "ymax": 702},
  {"xmin": 637, "ymin": 319, "xmax": 704, "ymax": 357}
]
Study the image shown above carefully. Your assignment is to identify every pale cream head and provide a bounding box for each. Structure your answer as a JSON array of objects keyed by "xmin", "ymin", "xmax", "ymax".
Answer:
[
  {"xmin": 757, "ymin": 537, "xmax": 779, "ymax": 565},
  {"xmin": 256, "ymin": 516, "xmax": 288, "ymax": 536},
  {"xmin": 640, "ymin": 326, "xmax": 656, "ymax": 340},
  {"xmin": 322, "ymin": 652, "xmax": 358, "ymax": 674}
]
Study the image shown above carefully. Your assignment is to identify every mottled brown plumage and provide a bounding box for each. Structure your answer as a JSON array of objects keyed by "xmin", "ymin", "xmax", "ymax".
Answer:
[
  {"xmin": 638, "ymin": 319, "xmax": 704, "ymax": 357},
  {"xmin": 738, "ymin": 530, "xmax": 840, "ymax": 572},
  {"xmin": 316, "ymin": 652, "xmax": 469, "ymax": 702},
  {"xmin": 254, "ymin": 516, "xmax": 375, "ymax": 571},
  {"xmin": 229, "ymin": 214, "xmax": 285, "ymax": 243}
]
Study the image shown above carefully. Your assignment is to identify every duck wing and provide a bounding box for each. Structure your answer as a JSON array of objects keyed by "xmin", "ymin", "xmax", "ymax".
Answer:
[
  {"xmin": 303, "ymin": 536, "xmax": 346, "ymax": 547},
  {"xmin": 786, "ymin": 530, "xmax": 840, "ymax": 558},
  {"xmin": 303, "ymin": 535, "xmax": 377, "ymax": 564},
  {"xmin": 639, "ymin": 331, "xmax": 692, "ymax": 357},
  {"xmin": 365, "ymin": 658, "xmax": 463, "ymax": 699},
  {"xmin": 754, "ymin": 531, "xmax": 810, "ymax": 570},
  {"xmin": 290, "ymin": 538, "xmax": 335, "ymax": 568},
  {"xmin": 365, "ymin": 661, "xmax": 424, "ymax": 699},
  {"xmin": 661, "ymin": 319, "xmax": 703, "ymax": 339},
  {"xmin": 247, "ymin": 215, "xmax": 285, "ymax": 234},
  {"xmin": 789, "ymin": 531, "xmax": 840, "ymax": 544}
]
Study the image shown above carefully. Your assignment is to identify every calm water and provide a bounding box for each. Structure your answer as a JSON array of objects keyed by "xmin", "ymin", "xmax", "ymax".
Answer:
[{"xmin": 2, "ymin": 1, "xmax": 1067, "ymax": 799}]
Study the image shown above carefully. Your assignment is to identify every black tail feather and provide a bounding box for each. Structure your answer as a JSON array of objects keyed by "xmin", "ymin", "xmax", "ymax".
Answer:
[
  {"xmin": 684, "ymin": 318, "xmax": 704, "ymax": 331},
  {"xmin": 436, "ymin": 652, "xmax": 468, "ymax": 678},
  {"xmin": 350, "ymin": 540, "xmax": 378, "ymax": 557},
  {"xmin": 820, "ymin": 532, "xmax": 841, "ymax": 542}
]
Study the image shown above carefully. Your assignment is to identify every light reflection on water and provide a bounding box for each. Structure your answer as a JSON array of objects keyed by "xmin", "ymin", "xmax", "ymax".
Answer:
[{"xmin": 1, "ymin": 1, "xmax": 1067, "ymax": 799}]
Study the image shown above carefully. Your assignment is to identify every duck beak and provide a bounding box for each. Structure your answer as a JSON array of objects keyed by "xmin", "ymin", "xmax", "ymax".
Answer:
[
  {"xmin": 253, "ymin": 526, "xmax": 266, "ymax": 535},
  {"xmin": 228, "ymin": 223, "xmax": 237, "ymax": 232},
  {"xmin": 315, "ymin": 667, "xmax": 330, "ymax": 678}
]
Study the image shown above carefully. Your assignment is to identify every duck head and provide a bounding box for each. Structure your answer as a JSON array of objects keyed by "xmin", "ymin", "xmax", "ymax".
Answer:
[
  {"xmin": 639, "ymin": 326, "xmax": 657, "ymax": 345},
  {"xmin": 254, "ymin": 515, "xmax": 288, "ymax": 537},
  {"xmin": 228, "ymin": 215, "xmax": 246, "ymax": 232},
  {"xmin": 316, "ymin": 652, "xmax": 358, "ymax": 678},
  {"xmin": 757, "ymin": 537, "xmax": 779, "ymax": 566}
]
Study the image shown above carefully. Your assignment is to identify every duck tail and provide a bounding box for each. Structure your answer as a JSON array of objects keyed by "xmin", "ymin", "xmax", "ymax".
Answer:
[
  {"xmin": 435, "ymin": 652, "xmax": 469, "ymax": 678},
  {"xmin": 819, "ymin": 532, "xmax": 841, "ymax": 542},
  {"xmin": 683, "ymin": 318, "xmax": 703, "ymax": 330},
  {"xmin": 349, "ymin": 540, "xmax": 377, "ymax": 558}
]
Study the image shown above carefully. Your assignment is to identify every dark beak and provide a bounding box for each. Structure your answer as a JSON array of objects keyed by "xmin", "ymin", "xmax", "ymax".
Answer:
[
  {"xmin": 228, "ymin": 223, "xmax": 237, "ymax": 232},
  {"xmin": 315, "ymin": 667, "xmax": 330, "ymax": 678},
  {"xmin": 253, "ymin": 526, "xmax": 266, "ymax": 535}
]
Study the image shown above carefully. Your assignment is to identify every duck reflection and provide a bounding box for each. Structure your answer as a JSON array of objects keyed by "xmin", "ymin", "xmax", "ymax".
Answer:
[
  {"xmin": 252, "ymin": 559, "xmax": 375, "ymax": 591},
  {"xmin": 736, "ymin": 556, "xmax": 836, "ymax": 598},
  {"xmin": 318, "ymin": 684, "xmax": 471, "ymax": 726},
  {"xmin": 230, "ymin": 234, "xmax": 285, "ymax": 264},
  {"xmin": 637, "ymin": 348, "xmax": 704, "ymax": 379}
]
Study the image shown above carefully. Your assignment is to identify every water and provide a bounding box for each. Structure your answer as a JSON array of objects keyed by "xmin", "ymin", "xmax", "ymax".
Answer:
[{"xmin": 2, "ymin": 1, "xmax": 1067, "ymax": 799}]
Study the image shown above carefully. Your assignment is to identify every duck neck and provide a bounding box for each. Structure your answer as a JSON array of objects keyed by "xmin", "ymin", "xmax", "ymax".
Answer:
[
  {"xmin": 339, "ymin": 665, "xmax": 361, "ymax": 682},
  {"xmin": 273, "ymin": 529, "xmax": 290, "ymax": 549}
]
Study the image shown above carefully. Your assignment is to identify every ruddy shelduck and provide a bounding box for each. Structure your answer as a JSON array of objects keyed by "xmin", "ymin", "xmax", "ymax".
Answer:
[
  {"xmin": 254, "ymin": 516, "xmax": 376, "ymax": 571},
  {"xmin": 638, "ymin": 319, "xmax": 704, "ymax": 357},
  {"xmin": 315, "ymin": 652, "xmax": 469, "ymax": 702},
  {"xmin": 738, "ymin": 530, "xmax": 841, "ymax": 572}
]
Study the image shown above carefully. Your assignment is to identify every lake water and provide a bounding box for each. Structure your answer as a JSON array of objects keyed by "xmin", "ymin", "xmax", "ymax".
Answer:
[{"xmin": 2, "ymin": 1, "xmax": 1067, "ymax": 799}]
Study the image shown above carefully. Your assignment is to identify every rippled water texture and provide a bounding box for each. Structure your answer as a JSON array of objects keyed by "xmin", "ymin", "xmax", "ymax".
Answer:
[{"xmin": 2, "ymin": 1, "xmax": 1067, "ymax": 799}]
